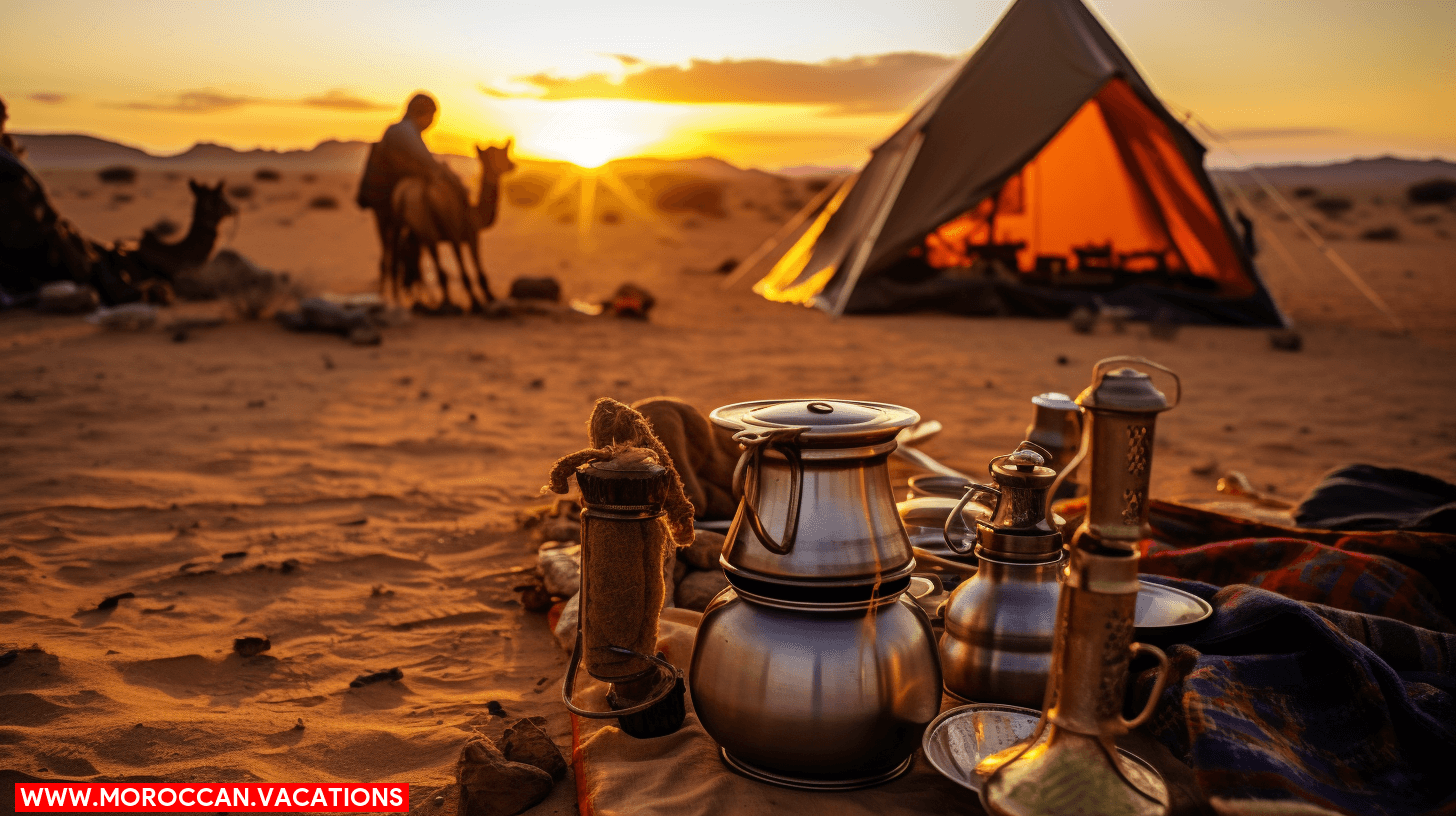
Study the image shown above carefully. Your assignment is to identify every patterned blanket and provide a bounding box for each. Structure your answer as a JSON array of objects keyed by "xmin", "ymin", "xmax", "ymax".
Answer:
[{"xmin": 1096, "ymin": 500, "xmax": 1456, "ymax": 816}]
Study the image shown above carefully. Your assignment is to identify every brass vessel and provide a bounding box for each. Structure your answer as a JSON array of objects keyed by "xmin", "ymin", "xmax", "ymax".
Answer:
[
  {"xmin": 938, "ymin": 444, "xmax": 1064, "ymax": 708},
  {"xmin": 977, "ymin": 357, "xmax": 1180, "ymax": 816}
]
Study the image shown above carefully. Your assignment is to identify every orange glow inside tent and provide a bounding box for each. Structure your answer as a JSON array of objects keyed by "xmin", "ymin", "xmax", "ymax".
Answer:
[{"xmin": 917, "ymin": 79, "xmax": 1252, "ymax": 298}]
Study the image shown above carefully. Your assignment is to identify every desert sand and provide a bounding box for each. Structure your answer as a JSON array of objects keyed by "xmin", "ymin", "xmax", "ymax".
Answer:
[{"xmin": 2, "ymin": 155, "xmax": 1454, "ymax": 814}]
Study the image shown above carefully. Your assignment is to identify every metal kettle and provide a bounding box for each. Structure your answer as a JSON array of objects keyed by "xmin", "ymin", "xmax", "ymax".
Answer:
[
  {"xmin": 690, "ymin": 398, "xmax": 942, "ymax": 790},
  {"xmin": 708, "ymin": 398, "xmax": 921, "ymax": 590},
  {"xmin": 937, "ymin": 443, "xmax": 1064, "ymax": 708}
]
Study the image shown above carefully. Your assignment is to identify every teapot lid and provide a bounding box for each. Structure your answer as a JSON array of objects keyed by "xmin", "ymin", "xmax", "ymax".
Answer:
[
  {"xmin": 1031, "ymin": 392, "xmax": 1079, "ymax": 412},
  {"xmin": 710, "ymin": 399, "xmax": 919, "ymax": 446}
]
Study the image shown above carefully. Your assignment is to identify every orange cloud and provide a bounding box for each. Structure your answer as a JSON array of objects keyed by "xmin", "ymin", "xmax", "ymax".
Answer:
[
  {"xmin": 115, "ymin": 88, "xmax": 389, "ymax": 114},
  {"xmin": 300, "ymin": 89, "xmax": 392, "ymax": 111},
  {"xmin": 28, "ymin": 93, "xmax": 69, "ymax": 105},
  {"xmin": 484, "ymin": 52, "xmax": 958, "ymax": 114}
]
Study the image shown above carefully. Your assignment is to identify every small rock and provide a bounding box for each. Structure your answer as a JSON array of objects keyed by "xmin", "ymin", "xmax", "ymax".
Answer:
[
  {"xmin": 676, "ymin": 568, "xmax": 730, "ymax": 612},
  {"xmin": 1269, "ymin": 329, "xmax": 1303, "ymax": 352},
  {"xmin": 533, "ymin": 517, "xmax": 579, "ymax": 545},
  {"xmin": 528, "ymin": 378, "xmax": 545, "ymax": 389},
  {"xmin": 350, "ymin": 667, "xmax": 403, "ymax": 688},
  {"xmin": 553, "ymin": 594, "xmax": 579, "ymax": 654},
  {"xmin": 293, "ymin": 718, "xmax": 305, "ymax": 730},
  {"xmin": 246, "ymin": 399, "xmax": 266, "ymax": 408},
  {"xmin": 322, "ymin": 354, "xmax": 335, "ymax": 370},
  {"xmin": 97, "ymin": 592, "xmax": 135, "ymax": 611},
  {"xmin": 1189, "ymin": 460, "xmax": 1218, "ymax": 477},
  {"xmin": 233, "ymin": 636, "xmax": 271, "ymax": 657},
  {"xmin": 538, "ymin": 546, "xmax": 581, "ymax": 597},
  {"xmin": 1055, "ymin": 354, "xmax": 1070, "ymax": 366},
  {"xmin": 499, "ymin": 718, "xmax": 567, "ymax": 781},
  {"xmin": 456, "ymin": 738, "xmax": 553, "ymax": 816},
  {"xmin": 221, "ymin": 551, "xmax": 247, "ymax": 559},
  {"xmin": 486, "ymin": 700, "xmax": 507, "ymax": 718},
  {"xmin": 680, "ymin": 529, "xmax": 726, "ymax": 570}
]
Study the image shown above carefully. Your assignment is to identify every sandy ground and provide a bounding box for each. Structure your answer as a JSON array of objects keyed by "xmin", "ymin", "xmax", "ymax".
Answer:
[{"xmin": 2, "ymin": 160, "xmax": 1454, "ymax": 813}]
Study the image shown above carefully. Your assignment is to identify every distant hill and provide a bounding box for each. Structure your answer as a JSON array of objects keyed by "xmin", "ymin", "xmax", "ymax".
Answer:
[
  {"xmin": 1214, "ymin": 156, "xmax": 1456, "ymax": 187},
  {"xmin": 13, "ymin": 132, "xmax": 372, "ymax": 172}
]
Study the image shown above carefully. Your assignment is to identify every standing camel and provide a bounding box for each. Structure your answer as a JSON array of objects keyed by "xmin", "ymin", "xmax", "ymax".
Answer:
[{"xmin": 387, "ymin": 140, "xmax": 514, "ymax": 313}]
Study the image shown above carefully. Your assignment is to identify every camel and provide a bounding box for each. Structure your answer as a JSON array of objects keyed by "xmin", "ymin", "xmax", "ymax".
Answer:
[
  {"xmin": 138, "ymin": 180, "xmax": 236, "ymax": 279},
  {"xmin": 386, "ymin": 140, "xmax": 514, "ymax": 313}
]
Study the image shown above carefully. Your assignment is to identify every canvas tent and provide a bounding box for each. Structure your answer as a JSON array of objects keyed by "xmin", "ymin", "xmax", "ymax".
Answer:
[{"xmin": 754, "ymin": 0, "xmax": 1286, "ymax": 327}]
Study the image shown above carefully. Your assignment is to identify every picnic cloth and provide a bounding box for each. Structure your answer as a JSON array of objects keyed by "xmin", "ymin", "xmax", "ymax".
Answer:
[
  {"xmin": 1104, "ymin": 499, "xmax": 1456, "ymax": 816},
  {"xmin": 1293, "ymin": 464, "xmax": 1456, "ymax": 534}
]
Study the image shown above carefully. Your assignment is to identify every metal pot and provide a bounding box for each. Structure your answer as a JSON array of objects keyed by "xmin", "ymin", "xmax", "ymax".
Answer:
[
  {"xmin": 689, "ymin": 585, "xmax": 943, "ymax": 789},
  {"xmin": 692, "ymin": 398, "xmax": 942, "ymax": 789},
  {"xmin": 938, "ymin": 445, "xmax": 1064, "ymax": 708},
  {"xmin": 709, "ymin": 399, "xmax": 920, "ymax": 590}
]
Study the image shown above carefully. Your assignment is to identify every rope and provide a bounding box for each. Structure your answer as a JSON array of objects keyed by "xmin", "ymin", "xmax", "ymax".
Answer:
[{"xmin": 1170, "ymin": 104, "xmax": 1406, "ymax": 332}]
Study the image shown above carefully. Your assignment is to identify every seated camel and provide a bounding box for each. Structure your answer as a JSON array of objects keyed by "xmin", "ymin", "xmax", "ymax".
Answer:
[{"xmin": 386, "ymin": 141, "xmax": 514, "ymax": 313}]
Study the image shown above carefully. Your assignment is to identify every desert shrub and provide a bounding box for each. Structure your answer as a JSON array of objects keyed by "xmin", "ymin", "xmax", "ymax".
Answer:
[
  {"xmin": 1360, "ymin": 226, "xmax": 1400, "ymax": 241},
  {"xmin": 254, "ymin": 168, "xmax": 281, "ymax": 182},
  {"xmin": 98, "ymin": 166, "xmax": 137, "ymax": 184},
  {"xmin": 308, "ymin": 194, "xmax": 339, "ymax": 210},
  {"xmin": 1292, "ymin": 186, "xmax": 1318, "ymax": 199},
  {"xmin": 1311, "ymin": 196, "xmax": 1352, "ymax": 219},
  {"xmin": 1408, "ymin": 178, "xmax": 1456, "ymax": 206},
  {"xmin": 149, "ymin": 217, "xmax": 179, "ymax": 237},
  {"xmin": 228, "ymin": 184, "xmax": 254, "ymax": 200}
]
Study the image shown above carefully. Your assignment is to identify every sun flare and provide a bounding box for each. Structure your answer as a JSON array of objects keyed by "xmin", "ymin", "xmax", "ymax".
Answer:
[{"xmin": 504, "ymin": 99, "xmax": 683, "ymax": 169}]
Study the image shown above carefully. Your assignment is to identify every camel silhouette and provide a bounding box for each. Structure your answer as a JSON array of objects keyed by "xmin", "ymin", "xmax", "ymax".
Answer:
[
  {"xmin": 138, "ymin": 179, "xmax": 236, "ymax": 281},
  {"xmin": 387, "ymin": 140, "xmax": 515, "ymax": 313}
]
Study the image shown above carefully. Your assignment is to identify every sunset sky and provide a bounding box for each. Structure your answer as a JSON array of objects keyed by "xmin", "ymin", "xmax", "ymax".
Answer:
[{"xmin": 4, "ymin": 0, "xmax": 1453, "ymax": 170}]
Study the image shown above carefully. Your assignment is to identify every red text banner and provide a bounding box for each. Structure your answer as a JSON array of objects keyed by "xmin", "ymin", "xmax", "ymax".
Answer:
[{"xmin": 14, "ymin": 783, "xmax": 409, "ymax": 813}]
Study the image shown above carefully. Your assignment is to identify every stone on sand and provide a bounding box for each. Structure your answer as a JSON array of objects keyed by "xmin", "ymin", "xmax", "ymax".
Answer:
[
  {"xmin": 675, "ymin": 568, "xmax": 729, "ymax": 612},
  {"xmin": 499, "ymin": 717, "xmax": 567, "ymax": 781},
  {"xmin": 455, "ymin": 737, "xmax": 554, "ymax": 816},
  {"xmin": 537, "ymin": 545, "xmax": 580, "ymax": 598},
  {"xmin": 679, "ymin": 529, "xmax": 725, "ymax": 570}
]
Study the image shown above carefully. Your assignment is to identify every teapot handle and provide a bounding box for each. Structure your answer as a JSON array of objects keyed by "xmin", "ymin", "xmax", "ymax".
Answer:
[
  {"xmin": 731, "ymin": 427, "xmax": 806, "ymax": 555},
  {"xmin": 942, "ymin": 482, "xmax": 1001, "ymax": 554}
]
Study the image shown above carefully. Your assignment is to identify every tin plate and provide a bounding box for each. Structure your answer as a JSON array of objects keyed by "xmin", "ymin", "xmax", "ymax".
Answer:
[
  {"xmin": 922, "ymin": 704, "xmax": 1162, "ymax": 795},
  {"xmin": 1134, "ymin": 580, "xmax": 1213, "ymax": 644}
]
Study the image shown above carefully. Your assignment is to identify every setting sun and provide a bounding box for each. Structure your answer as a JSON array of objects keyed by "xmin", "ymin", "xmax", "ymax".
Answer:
[{"xmin": 505, "ymin": 99, "xmax": 684, "ymax": 169}]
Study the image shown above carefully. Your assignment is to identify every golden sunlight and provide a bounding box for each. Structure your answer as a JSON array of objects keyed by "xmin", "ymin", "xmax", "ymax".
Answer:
[{"xmin": 503, "ymin": 99, "xmax": 685, "ymax": 168}]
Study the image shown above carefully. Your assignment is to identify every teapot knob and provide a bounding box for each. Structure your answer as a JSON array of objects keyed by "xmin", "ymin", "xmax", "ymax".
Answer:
[{"xmin": 1005, "ymin": 449, "xmax": 1046, "ymax": 471}]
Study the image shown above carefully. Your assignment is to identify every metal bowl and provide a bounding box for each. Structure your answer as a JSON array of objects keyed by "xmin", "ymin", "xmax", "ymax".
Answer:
[
  {"xmin": 1135, "ymin": 580, "xmax": 1213, "ymax": 646},
  {"xmin": 907, "ymin": 474, "xmax": 974, "ymax": 500},
  {"xmin": 922, "ymin": 704, "xmax": 1162, "ymax": 794}
]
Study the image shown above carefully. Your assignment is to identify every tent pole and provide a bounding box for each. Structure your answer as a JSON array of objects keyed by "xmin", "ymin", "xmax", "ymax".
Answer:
[
  {"xmin": 1176, "ymin": 108, "xmax": 1405, "ymax": 333},
  {"xmin": 719, "ymin": 176, "xmax": 847, "ymax": 291},
  {"xmin": 829, "ymin": 131, "xmax": 927, "ymax": 317}
]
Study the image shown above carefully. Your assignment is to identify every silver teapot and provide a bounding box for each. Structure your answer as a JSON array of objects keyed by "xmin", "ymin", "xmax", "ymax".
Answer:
[
  {"xmin": 689, "ymin": 399, "xmax": 943, "ymax": 789},
  {"xmin": 938, "ymin": 443, "xmax": 1063, "ymax": 708}
]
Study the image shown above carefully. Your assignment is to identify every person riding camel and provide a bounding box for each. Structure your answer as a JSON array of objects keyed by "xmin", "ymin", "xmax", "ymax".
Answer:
[{"xmin": 356, "ymin": 93, "xmax": 454, "ymax": 262}]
